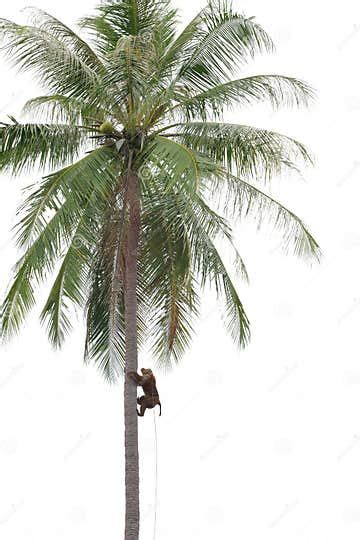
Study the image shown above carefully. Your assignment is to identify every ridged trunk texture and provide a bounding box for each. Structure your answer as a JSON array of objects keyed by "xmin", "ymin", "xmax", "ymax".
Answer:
[{"xmin": 124, "ymin": 170, "xmax": 140, "ymax": 540}]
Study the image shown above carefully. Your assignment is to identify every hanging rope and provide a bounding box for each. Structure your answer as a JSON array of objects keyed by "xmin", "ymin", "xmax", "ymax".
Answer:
[{"xmin": 152, "ymin": 408, "xmax": 159, "ymax": 540}]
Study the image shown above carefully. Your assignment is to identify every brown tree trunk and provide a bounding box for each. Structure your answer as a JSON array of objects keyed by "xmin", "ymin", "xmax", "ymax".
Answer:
[{"xmin": 124, "ymin": 170, "xmax": 141, "ymax": 540}]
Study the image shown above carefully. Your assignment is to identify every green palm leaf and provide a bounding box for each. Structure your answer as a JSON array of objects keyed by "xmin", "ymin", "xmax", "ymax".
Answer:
[
  {"xmin": 212, "ymin": 171, "xmax": 321, "ymax": 260},
  {"xmin": 141, "ymin": 182, "xmax": 199, "ymax": 364},
  {"xmin": 40, "ymin": 193, "xmax": 100, "ymax": 348},
  {"xmin": 22, "ymin": 94, "xmax": 105, "ymax": 124},
  {"xmin": 84, "ymin": 203, "xmax": 126, "ymax": 382},
  {"xmin": 0, "ymin": 19, "xmax": 99, "ymax": 99},
  {"xmin": 174, "ymin": 122, "xmax": 312, "ymax": 180},
  {"xmin": 1, "ymin": 148, "xmax": 118, "ymax": 340},
  {"xmin": 15, "ymin": 147, "xmax": 117, "ymax": 248},
  {"xmin": 176, "ymin": 0, "xmax": 274, "ymax": 91},
  {"xmin": 25, "ymin": 8, "xmax": 104, "ymax": 72},
  {"xmin": 0, "ymin": 121, "xmax": 90, "ymax": 174},
  {"xmin": 175, "ymin": 75, "xmax": 314, "ymax": 120},
  {"xmin": 141, "ymin": 135, "xmax": 201, "ymax": 192}
]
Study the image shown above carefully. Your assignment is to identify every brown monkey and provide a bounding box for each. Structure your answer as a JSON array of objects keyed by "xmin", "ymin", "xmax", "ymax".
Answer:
[{"xmin": 127, "ymin": 368, "xmax": 162, "ymax": 417}]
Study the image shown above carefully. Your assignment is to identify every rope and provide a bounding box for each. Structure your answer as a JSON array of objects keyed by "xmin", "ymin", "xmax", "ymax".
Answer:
[{"xmin": 152, "ymin": 408, "xmax": 159, "ymax": 540}]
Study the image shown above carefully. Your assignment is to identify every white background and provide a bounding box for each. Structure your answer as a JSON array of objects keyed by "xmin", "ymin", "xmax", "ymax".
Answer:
[{"xmin": 1, "ymin": 1, "xmax": 360, "ymax": 539}]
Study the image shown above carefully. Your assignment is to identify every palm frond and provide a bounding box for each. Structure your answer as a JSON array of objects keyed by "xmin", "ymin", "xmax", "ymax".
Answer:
[
  {"xmin": 22, "ymin": 95, "xmax": 106, "ymax": 124},
  {"xmin": 84, "ymin": 195, "xmax": 127, "ymax": 382},
  {"xmin": 40, "ymin": 192, "xmax": 101, "ymax": 347},
  {"xmin": 174, "ymin": 187, "xmax": 250, "ymax": 347},
  {"xmin": 141, "ymin": 183, "xmax": 199, "ymax": 365},
  {"xmin": 157, "ymin": 9, "xmax": 204, "ymax": 77},
  {"xmin": 173, "ymin": 122, "xmax": 312, "ymax": 181},
  {"xmin": 81, "ymin": 0, "xmax": 176, "ymax": 56},
  {"xmin": 24, "ymin": 8, "xmax": 104, "ymax": 72},
  {"xmin": 1, "ymin": 148, "xmax": 118, "ymax": 341},
  {"xmin": 141, "ymin": 135, "xmax": 200, "ymax": 192},
  {"xmin": 15, "ymin": 147, "xmax": 118, "ymax": 248},
  {"xmin": 0, "ymin": 121, "xmax": 90, "ymax": 174},
  {"xmin": 85, "ymin": 270, "xmax": 125, "ymax": 383},
  {"xmin": 176, "ymin": 0, "xmax": 274, "ymax": 92},
  {"xmin": 0, "ymin": 18, "xmax": 100, "ymax": 99},
  {"xmin": 104, "ymin": 34, "xmax": 156, "ymax": 114},
  {"xmin": 1, "ymin": 215, "xmax": 66, "ymax": 341},
  {"xmin": 141, "ymin": 170, "xmax": 249, "ymax": 356},
  {"xmin": 189, "ymin": 215, "xmax": 250, "ymax": 347},
  {"xmin": 209, "ymin": 170, "xmax": 321, "ymax": 260},
  {"xmin": 175, "ymin": 75, "xmax": 315, "ymax": 120}
]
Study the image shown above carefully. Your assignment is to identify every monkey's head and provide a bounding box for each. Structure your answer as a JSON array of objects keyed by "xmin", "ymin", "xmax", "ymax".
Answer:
[{"xmin": 141, "ymin": 368, "xmax": 153, "ymax": 376}]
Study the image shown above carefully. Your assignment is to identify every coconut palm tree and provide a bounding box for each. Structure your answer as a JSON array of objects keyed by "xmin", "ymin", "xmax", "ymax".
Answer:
[{"xmin": 0, "ymin": 1, "xmax": 319, "ymax": 538}]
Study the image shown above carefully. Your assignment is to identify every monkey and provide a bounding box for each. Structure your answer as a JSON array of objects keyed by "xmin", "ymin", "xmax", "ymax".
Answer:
[{"xmin": 127, "ymin": 368, "xmax": 162, "ymax": 417}]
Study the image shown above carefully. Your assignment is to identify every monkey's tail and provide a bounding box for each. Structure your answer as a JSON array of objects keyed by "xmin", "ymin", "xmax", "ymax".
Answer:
[{"xmin": 158, "ymin": 402, "xmax": 162, "ymax": 416}]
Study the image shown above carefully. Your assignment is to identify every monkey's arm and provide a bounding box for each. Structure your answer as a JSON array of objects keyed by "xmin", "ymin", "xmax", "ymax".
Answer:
[{"xmin": 127, "ymin": 372, "xmax": 144, "ymax": 385}]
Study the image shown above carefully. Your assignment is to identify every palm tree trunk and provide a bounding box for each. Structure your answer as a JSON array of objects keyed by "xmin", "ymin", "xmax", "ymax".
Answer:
[{"xmin": 124, "ymin": 170, "xmax": 141, "ymax": 540}]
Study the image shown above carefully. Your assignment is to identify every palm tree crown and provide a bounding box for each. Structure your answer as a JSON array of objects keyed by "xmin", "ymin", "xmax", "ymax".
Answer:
[{"xmin": 0, "ymin": 0, "xmax": 319, "ymax": 381}]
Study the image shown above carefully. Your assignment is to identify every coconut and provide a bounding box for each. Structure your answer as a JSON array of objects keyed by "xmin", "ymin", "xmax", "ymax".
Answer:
[{"xmin": 99, "ymin": 121, "xmax": 114, "ymax": 135}]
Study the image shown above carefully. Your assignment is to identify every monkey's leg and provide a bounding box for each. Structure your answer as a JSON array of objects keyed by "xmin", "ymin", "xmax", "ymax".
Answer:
[{"xmin": 138, "ymin": 403, "xmax": 147, "ymax": 416}]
